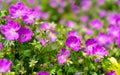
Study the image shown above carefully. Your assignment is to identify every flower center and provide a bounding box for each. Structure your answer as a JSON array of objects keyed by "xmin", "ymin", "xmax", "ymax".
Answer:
[
  {"xmin": 16, "ymin": 10, "xmax": 21, "ymax": 15},
  {"xmin": 10, "ymin": 28, "xmax": 16, "ymax": 34}
]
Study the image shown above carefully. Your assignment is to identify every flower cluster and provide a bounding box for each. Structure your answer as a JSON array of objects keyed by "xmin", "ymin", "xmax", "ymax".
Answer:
[
  {"xmin": 0, "ymin": 0, "xmax": 120, "ymax": 75},
  {"xmin": 57, "ymin": 48, "xmax": 70, "ymax": 64},
  {"xmin": 66, "ymin": 30, "xmax": 81, "ymax": 51},
  {"xmin": 0, "ymin": 19, "xmax": 32, "ymax": 42}
]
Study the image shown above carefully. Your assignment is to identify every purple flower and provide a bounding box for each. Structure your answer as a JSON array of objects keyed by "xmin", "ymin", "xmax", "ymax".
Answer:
[
  {"xmin": 39, "ymin": 38, "xmax": 46, "ymax": 47},
  {"xmin": 40, "ymin": 22, "xmax": 51, "ymax": 30},
  {"xmin": 49, "ymin": 0, "xmax": 66, "ymax": 8},
  {"xmin": 107, "ymin": 25, "xmax": 120, "ymax": 38},
  {"xmin": 47, "ymin": 30, "xmax": 57, "ymax": 42},
  {"xmin": 0, "ymin": 58, "xmax": 12, "ymax": 73},
  {"xmin": 67, "ymin": 30, "xmax": 77, "ymax": 37},
  {"xmin": 33, "ymin": 6, "xmax": 41, "ymax": 19},
  {"xmin": 80, "ymin": 15, "xmax": 88, "ymax": 23},
  {"xmin": 115, "ymin": 0, "xmax": 120, "ymax": 6},
  {"xmin": 89, "ymin": 19, "xmax": 102, "ymax": 29},
  {"xmin": 106, "ymin": 70, "xmax": 116, "ymax": 75},
  {"xmin": 1, "ymin": 19, "xmax": 20, "ymax": 40},
  {"xmin": 49, "ymin": 0, "xmax": 58, "ymax": 8},
  {"xmin": 58, "ymin": 7, "xmax": 64, "ymax": 13},
  {"xmin": 18, "ymin": 27, "xmax": 32, "ymax": 42},
  {"xmin": 85, "ymin": 38, "xmax": 97, "ymax": 55},
  {"xmin": 97, "ymin": 0, "xmax": 104, "ymax": 6},
  {"xmin": 0, "ymin": 42, "xmax": 2, "ymax": 50},
  {"xmin": 95, "ymin": 32, "xmax": 113, "ymax": 45},
  {"xmin": 9, "ymin": 1, "xmax": 28, "ymax": 18},
  {"xmin": 37, "ymin": 71, "xmax": 50, "ymax": 75},
  {"xmin": 22, "ymin": 8, "xmax": 35, "ymax": 24},
  {"xmin": 6, "ymin": 0, "xmax": 12, "ymax": 4},
  {"xmin": 66, "ymin": 20, "xmax": 76, "ymax": 28},
  {"xmin": 41, "ymin": 12, "xmax": 49, "ymax": 20},
  {"xmin": 108, "ymin": 13, "xmax": 120, "ymax": 25},
  {"xmin": 99, "ymin": 10, "xmax": 107, "ymax": 17},
  {"xmin": 81, "ymin": 0, "xmax": 91, "ymax": 11},
  {"xmin": 27, "ymin": 0, "xmax": 35, "ymax": 4},
  {"xmin": 71, "ymin": 4, "xmax": 80, "ymax": 14},
  {"xmin": 85, "ymin": 38, "xmax": 108, "ymax": 58},
  {"xmin": 66, "ymin": 36, "xmax": 81, "ymax": 51},
  {"xmin": 57, "ymin": 48, "xmax": 70, "ymax": 64},
  {"xmin": 116, "ymin": 36, "xmax": 120, "ymax": 47}
]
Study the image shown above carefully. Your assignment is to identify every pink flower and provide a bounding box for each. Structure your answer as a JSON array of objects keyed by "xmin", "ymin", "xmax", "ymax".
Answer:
[
  {"xmin": 9, "ymin": 1, "xmax": 28, "ymax": 18},
  {"xmin": 18, "ymin": 27, "xmax": 32, "ymax": 42},
  {"xmin": 1, "ymin": 19, "xmax": 20, "ymax": 40}
]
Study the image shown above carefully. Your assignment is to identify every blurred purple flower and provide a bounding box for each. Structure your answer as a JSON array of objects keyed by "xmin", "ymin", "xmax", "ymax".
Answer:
[
  {"xmin": 66, "ymin": 20, "xmax": 76, "ymax": 28},
  {"xmin": 0, "ymin": 42, "xmax": 2, "ymax": 50},
  {"xmin": 1, "ymin": 19, "xmax": 20, "ymax": 40},
  {"xmin": 9, "ymin": 1, "xmax": 28, "ymax": 18},
  {"xmin": 47, "ymin": 30, "xmax": 57, "ymax": 42},
  {"xmin": 116, "ymin": 37, "xmax": 120, "ymax": 47},
  {"xmin": 85, "ymin": 38, "xmax": 108, "ymax": 58},
  {"xmin": 95, "ymin": 32, "xmax": 113, "ymax": 45},
  {"xmin": 106, "ymin": 70, "xmax": 116, "ymax": 75},
  {"xmin": 66, "ymin": 36, "xmax": 81, "ymax": 51},
  {"xmin": 0, "ymin": 58, "xmax": 12, "ymax": 73},
  {"xmin": 58, "ymin": 7, "xmax": 64, "ymax": 13},
  {"xmin": 90, "ymin": 19, "xmax": 102, "ymax": 29},
  {"xmin": 108, "ymin": 13, "xmax": 120, "ymax": 25},
  {"xmin": 80, "ymin": 15, "xmax": 88, "ymax": 23},
  {"xmin": 116, "ymin": 17, "xmax": 120, "ymax": 26},
  {"xmin": 37, "ymin": 71, "xmax": 50, "ymax": 75},
  {"xmin": 115, "ymin": 0, "xmax": 120, "ymax": 6},
  {"xmin": 99, "ymin": 10, "xmax": 107, "ymax": 17},
  {"xmin": 81, "ymin": 0, "xmax": 91, "ymax": 11},
  {"xmin": 97, "ymin": 0, "xmax": 104, "ymax": 6},
  {"xmin": 23, "ymin": 9, "xmax": 35, "ymax": 24},
  {"xmin": 49, "ymin": 0, "xmax": 57, "ymax": 8},
  {"xmin": 85, "ymin": 38, "xmax": 97, "ymax": 55},
  {"xmin": 67, "ymin": 30, "xmax": 77, "ymax": 37},
  {"xmin": 27, "ymin": 0, "xmax": 35, "ymax": 4},
  {"xmin": 59, "ymin": 0, "xmax": 66, "ymax": 7},
  {"xmin": 107, "ymin": 25, "xmax": 120, "ymax": 38},
  {"xmin": 57, "ymin": 48, "xmax": 70, "ymax": 64},
  {"xmin": 60, "ymin": 18, "xmax": 66, "ymax": 25},
  {"xmin": 6, "ymin": 0, "xmax": 12, "ymax": 4},
  {"xmin": 49, "ymin": 0, "xmax": 66, "ymax": 8},
  {"xmin": 33, "ymin": 6, "xmax": 41, "ymax": 19},
  {"xmin": 71, "ymin": 4, "xmax": 80, "ymax": 14},
  {"xmin": 39, "ymin": 38, "xmax": 46, "ymax": 47},
  {"xmin": 40, "ymin": 22, "xmax": 51, "ymax": 30},
  {"xmin": 41, "ymin": 12, "xmax": 49, "ymax": 20},
  {"xmin": 18, "ymin": 27, "xmax": 32, "ymax": 42}
]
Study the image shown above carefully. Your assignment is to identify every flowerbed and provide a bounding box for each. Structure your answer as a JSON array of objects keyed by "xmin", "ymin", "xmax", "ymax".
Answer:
[{"xmin": 0, "ymin": 0, "xmax": 120, "ymax": 75}]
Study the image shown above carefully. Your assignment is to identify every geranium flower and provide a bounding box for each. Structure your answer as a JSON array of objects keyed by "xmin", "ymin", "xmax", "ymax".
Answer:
[
  {"xmin": 57, "ymin": 48, "xmax": 70, "ymax": 64},
  {"xmin": 66, "ymin": 36, "xmax": 81, "ymax": 50},
  {"xmin": 0, "ymin": 58, "xmax": 12, "ymax": 73},
  {"xmin": 18, "ymin": 27, "xmax": 32, "ymax": 42},
  {"xmin": 95, "ymin": 32, "xmax": 113, "ymax": 45},
  {"xmin": 9, "ymin": 1, "xmax": 28, "ymax": 18},
  {"xmin": 85, "ymin": 38, "xmax": 108, "ymax": 61},
  {"xmin": 106, "ymin": 70, "xmax": 116, "ymax": 75},
  {"xmin": 66, "ymin": 30, "xmax": 81, "ymax": 50},
  {"xmin": 22, "ymin": 8, "xmax": 35, "ymax": 24},
  {"xmin": 1, "ymin": 19, "xmax": 20, "ymax": 40},
  {"xmin": 89, "ymin": 19, "xmax": 102, "ymax": 29}
]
